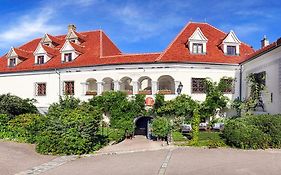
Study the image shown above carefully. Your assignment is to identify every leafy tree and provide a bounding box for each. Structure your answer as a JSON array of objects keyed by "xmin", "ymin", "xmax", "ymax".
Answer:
[
  {"xmin": 0, "ymin": 94, "xmax": 37, "ymax": 118},
  {"xmin": 151, "ymin": 117, "xmax": 171, "ymax": 140},
  {"xmin": 89, "ymin": 91, "xmax": 146, "ymax": 136},
  {"xmin": 199, "ymin": 77, "xmax": 232, "ymax": 120},
  {"xmin": 36, "ymin": 103, "xmax": 102, "ymax": 155}
]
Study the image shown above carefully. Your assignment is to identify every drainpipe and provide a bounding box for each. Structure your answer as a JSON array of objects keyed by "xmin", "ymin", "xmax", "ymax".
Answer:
[
  {"xmin": 55, "ymin": 69, "xmax": 61, "ymax": 97},
  {"xmin": 239, "ymin": 65, "xmax": 243, "ymax": 101}
]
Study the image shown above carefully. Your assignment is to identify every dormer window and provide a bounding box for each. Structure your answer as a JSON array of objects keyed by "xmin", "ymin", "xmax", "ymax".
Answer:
[
  {"xmin": 222, "ymin": 30, "xmax": 241, "ymax": 56},
  {"xmin": 63, "ymin": 53, "xmax": 73, "ymax": 62},
  {"xmin": 60, "ymin": 40, "xmax": 83, "ymax": 63},
  {"xmin": 9, "ymin": 58, "xmax": 16, "ymax": 67},
  {"xmin": 70, "ymin": 39, "xmax": 77, "ymax": 43},
  {"xmin": 33, "ymin": 44, "xmax": 54, "ymax": 65},
  {"xmin": 227, "ymin": 46, "xmax": 236, "ymax": 56},
  {"xmin": 6, "ymin": 47, "xmax": 28, "ymax": 68},
  {"xmin": 36, "ymin": 55, "xmax": 45, "ymax": 64},
  {"xmin": 188, "ymin": 27, "xmax": 208, "ymax": 55},
  {"xmin": 192, "ymin": 43, "xmax": 203, "ymax": 54}
]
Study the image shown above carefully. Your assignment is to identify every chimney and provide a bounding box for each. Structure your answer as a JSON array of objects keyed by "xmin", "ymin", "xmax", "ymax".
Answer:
[
  {"xmin": 68, "ymin": 24, "xmax": 76, "ymax": 33},
  {"xmin": 261, "ymin": 35, "xmax": 269, "ymax": 48}
]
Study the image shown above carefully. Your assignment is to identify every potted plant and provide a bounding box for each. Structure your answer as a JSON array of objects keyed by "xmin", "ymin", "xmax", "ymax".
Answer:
[
  {"xmin": 158, "ymin": 89, "xmax": 172, "ymax": 95},
  {"xmin": 138, "ymin": 90, "xmax": 152, "ymax": 95},
  {"xmin": 85, "ymin": 91, "xmax": 97, "ymax": 96}
]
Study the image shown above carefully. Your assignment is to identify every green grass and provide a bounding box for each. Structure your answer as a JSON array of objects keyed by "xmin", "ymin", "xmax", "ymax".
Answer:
[
  {"xmin": 173, "ymin": 131, "xmax": 227, "ymax": 148},
  {"xmin": 172, "ymin": 131, "xmax": 187, "ymax": 142}
]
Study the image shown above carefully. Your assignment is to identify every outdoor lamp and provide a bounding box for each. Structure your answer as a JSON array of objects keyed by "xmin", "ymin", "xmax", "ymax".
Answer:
[{"xmin": 177, "ymin": 82, "xmax": 183, "ymax": 95}]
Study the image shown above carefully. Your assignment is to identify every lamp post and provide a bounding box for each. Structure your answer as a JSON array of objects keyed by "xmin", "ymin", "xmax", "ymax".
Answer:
[{"xmin": 177, "ymin": 82, "xmax": 183, "ymax": 95}]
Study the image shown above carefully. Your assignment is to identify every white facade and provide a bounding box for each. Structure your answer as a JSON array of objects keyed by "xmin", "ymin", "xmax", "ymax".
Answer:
[
  {"xmin": 241, "ymin": 46, "xmax": 281, "ymax": 114},
  {"xmin": 0, "ymin": 63, "xmax": 240, "ymax": 112}
]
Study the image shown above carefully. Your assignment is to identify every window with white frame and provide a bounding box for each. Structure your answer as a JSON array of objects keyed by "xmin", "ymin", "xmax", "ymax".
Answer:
[
  {"xmin": 63, "ymin": 53, "xmax": 73, "ymax": 62},
  {"xmin": 226, "ymin": 46, "xmax": 237, "ymax": 56},
  {"xmin": 36, "ymin": 55, "xmax": 45, "ymax": 64},
  {"xmin": 64, "ymin": 81, "xmax": 75, "ymax": 95},
  {"xmin": 35, "ymin": 83, "xmax": 46, "ymax": 96},
  {"xmin": 192, "ymin": 43, "xmax": 203, "ymax": 54},
  {"xmin": 9, "ymin": 58, "xmax": 16, "ymax": 67}
]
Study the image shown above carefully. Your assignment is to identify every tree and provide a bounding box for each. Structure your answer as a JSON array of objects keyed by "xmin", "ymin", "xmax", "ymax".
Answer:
[
  {"xmin": 199, "ymin": 77, "xmax": 232, "ymax": 120},
  {"xmin": 0, "ymin": 94, "xmax": 37, "ymax": 118}
]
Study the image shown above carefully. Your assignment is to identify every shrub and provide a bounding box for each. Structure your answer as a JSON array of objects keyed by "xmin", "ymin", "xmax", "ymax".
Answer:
[
  {"xmin": 223, "ymin": 119, "xmax": 270, "ymax": 149},
  {"xmin": 7, "ymin": 114, "xmax": 44, "ymax": 143},
  {"xmin": 0, "ymin": 94, "xmax": 37, "ymax": 118},
  {"xmin": 36, "ymin": 103, "xmax": 102, "ymax": 155},
  {"xmin": 89, "ymin": 91, "xmax": 146, "ymax": 137},
  {"xmin": 151, "ymin": 117, "xmax": 171, "ymax": 140},
  {"xmin": 244, "ymin": 115, "xmax": 281, "ymax": 148}
]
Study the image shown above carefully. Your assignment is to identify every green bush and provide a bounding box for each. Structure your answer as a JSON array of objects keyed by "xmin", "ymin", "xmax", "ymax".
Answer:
[
  {"xmin": 223, "ymin": 119, "xmax": 270, "ymax": 149},
  {"xmin": 89, "ymin": 91, "xmax": 146, "ymax": 137},
  {"xmin": 151, "ymin": 117, "xmax": 171, "ymax": 140},
  {"xmin": 0, "ymin": 94, "xmax": 37, "ymax": 118},
  {"xmin": 36, "ymin": 103, "xmax": 102, "ymax": 155},
  {"xmin": 7, "ymin": 114, "xmax": 44, "ymax": 143}
]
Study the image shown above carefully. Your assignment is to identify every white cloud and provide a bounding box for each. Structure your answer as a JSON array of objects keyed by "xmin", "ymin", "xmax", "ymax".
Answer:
[{"xmin": 106, "ymin": 3, "xmax": 185, "ymax": 42}]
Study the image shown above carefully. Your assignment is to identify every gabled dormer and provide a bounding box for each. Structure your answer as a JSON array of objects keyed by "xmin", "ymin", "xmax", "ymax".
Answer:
[
  {"xmin": 188, "ymin": 27, "xmax": 208, "ymax": 54},
  {"xmin": 33, "ymin": 43, "xmax": 56, "ymax": 65},
  {"xmin": 65, "ymin": 24, "xmax": 85, "ymax": 44},
  {"xmin": 60, "ymin": 40, "xmax": 83, "ymax": 63},
  {"xmin": 222, "ymin": 30, "xmax": 241, "ymax": 56},
  {"xmin": 6, "ymin": 47, "xmax": 29, "ymax": 67},
  {"xmin": 41, "ymin": 34, "xmax": 62, "ymax": 47}
]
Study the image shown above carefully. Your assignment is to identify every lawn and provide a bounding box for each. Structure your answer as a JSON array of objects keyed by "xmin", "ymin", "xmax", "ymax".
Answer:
[{"xmin": 172, "ymin": 131, "xmax": 227, "ymax": 148}]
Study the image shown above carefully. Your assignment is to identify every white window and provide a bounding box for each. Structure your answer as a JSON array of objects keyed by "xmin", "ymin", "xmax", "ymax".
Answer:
[
  {"xmin": 192, "ymin": 43, "xmax": 203, "ymax": 54},
  {"xmin": 226, "ymin": 46, "xmax": 237, "ymax": 56},
  {"xmin": 188, "ymin": 27, "xmax": 208, "ymax": 55},
  {"xmin": 63, "ymin": 53, "xmax": 73, "ymax": 62},
  {"xmin": 36, "ymin": 55, "xmax": 45, "ymax": 64},
  {"xmin": 222, "ymin": 31, "xmax": 241, "ymax": 55},
  {"xmin": 9, "ymin": 58, "xmax": 16, "ymax": 67}
]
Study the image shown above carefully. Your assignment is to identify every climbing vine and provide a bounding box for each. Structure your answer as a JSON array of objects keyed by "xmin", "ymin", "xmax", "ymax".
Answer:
[{"xmin": 242, "ymin": 72, "xmax": 266, "ymax": 114}]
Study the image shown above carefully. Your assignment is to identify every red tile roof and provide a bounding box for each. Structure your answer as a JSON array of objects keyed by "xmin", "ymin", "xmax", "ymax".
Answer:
[
  {"xmin": 240, "ymin": 37, "xmax": 281, "ymax": 64},
  {"xmin": 46, "ymin": 34, "xmax": 63, "ymax": 45},
  {"xmin": 0, "ymin": 22, "xmax": 259, "ymax": 73},
  {"xmin": 157, "ymin": 22, "xmax": 255, "ymax": 64}
]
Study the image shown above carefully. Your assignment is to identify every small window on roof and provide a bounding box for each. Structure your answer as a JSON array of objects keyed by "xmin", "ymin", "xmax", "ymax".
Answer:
[
  {"xmin": 9, "ymin": 58, "xmax": 16, "ymax": 67},
  {"xmin": 227, "ymin": 46, "xmax": 236, "ymax": 56},
  {"xmin": 36, "ymin": 55, "xmax": 45, "ymax": 65},
  {"xmin": 192, "ymin": 43, "xmax": 203, "ymax": 54},
  {"xmin": 63, "ymin": 53, "xmax": 73, "ymax": 62}
]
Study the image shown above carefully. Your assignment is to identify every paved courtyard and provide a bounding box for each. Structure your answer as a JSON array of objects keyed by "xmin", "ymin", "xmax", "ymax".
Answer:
[
  {"xmin": 1, "ymin": 137, "xmax": 281, "ymax": 175},
  {"xmin": 0, "ymin": 141, "xmax": 56, "ymax": 175}
]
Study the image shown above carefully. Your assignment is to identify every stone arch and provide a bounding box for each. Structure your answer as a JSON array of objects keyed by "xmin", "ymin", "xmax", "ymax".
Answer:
[
  {"xmin": 103, "ymin": 77, "xmax": 114, "ymax": 92},
  {"xmin": 138, "ymin": 76, "xmax": 152, "ymax": 95},
  {"xmin": 120, "ymin": 76, "xmax": 133, "ymax": 94},
  {"xmin": 86, "ymin": 78, "xmax": 97, "ymax": 95},
  {"xmin": 158, "ymin": 75, "xmax": 175, "ymax": 94},
  {"xmin": 134, "ymin": 116, "xmax": 153, "ymax": 137}
]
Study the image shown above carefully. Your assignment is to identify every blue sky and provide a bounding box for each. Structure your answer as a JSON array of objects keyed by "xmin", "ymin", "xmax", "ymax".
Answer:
[{"xmin": 0, "ymin": 0, "xmax": 281, "ymax": 56}]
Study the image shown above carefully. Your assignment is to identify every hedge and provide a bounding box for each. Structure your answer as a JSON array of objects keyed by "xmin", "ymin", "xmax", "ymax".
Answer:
[{"xmin": 222, "ymin": 114, "xmax": 281, "ymax": 149}]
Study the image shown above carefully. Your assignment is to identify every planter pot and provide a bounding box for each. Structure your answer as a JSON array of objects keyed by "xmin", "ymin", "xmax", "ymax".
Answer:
[
  {"xmin": 158, "ymin": 90, "xmax": 173, "ymax": 95},
  {"xmin": 138, "ymin": 90, "xmax": 152, "ymax": 95},
  {"xmin": 85, "ymin": 91, "xmax": 97, "ymax": 96}
]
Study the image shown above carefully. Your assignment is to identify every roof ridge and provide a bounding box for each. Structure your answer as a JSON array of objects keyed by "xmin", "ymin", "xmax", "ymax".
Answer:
[
  {"xmin": 156, "ymin": 21, "xmax": 192, "ymax": 61},
  {"xmin": 101, "ymin": 52, "xmax": 161, "ymax": 58},
  {"xmin": 101, "ymin": 31, "xmax": 122, "ymax": 54}
]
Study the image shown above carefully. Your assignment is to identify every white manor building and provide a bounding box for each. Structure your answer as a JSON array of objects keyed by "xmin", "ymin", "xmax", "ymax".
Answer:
[{"xmin": 0, "ymin": 22, "xmax": 280, "ymax": 114}]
